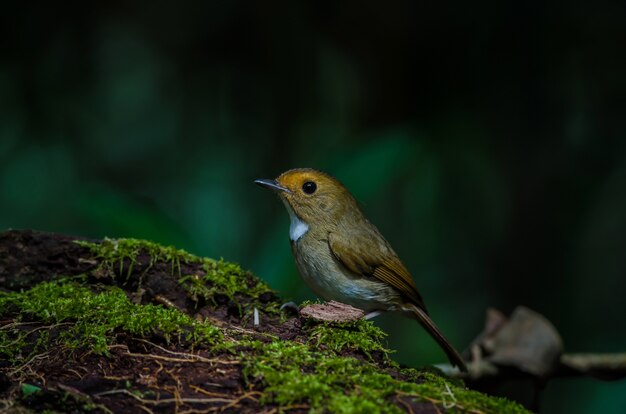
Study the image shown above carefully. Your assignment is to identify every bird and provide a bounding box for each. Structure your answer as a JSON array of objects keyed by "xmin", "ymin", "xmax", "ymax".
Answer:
[{"xmin": 254, "ymin": 168, "xmax": 467, "ymax": 372}]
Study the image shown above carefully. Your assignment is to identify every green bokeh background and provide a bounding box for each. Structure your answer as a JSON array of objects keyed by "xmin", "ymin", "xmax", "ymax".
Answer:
[{"xmin": 2, "ymin": 2, "xmax": 625, "ymax": 412}]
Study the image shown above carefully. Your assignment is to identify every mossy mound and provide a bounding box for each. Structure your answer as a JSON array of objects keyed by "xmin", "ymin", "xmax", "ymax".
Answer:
[{"xmin": 0, "ymin": 230, "xmax": 530, "ymax": 413}]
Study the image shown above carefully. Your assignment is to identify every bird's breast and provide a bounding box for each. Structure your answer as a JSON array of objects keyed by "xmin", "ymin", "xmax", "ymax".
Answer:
[{"xmin": 291, "ymin": 234, "xmax": 401, "ymax": 312}]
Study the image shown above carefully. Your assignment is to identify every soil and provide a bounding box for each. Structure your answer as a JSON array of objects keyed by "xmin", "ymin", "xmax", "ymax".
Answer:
[{"xmin": 0, "ymin": 230, "xmax": 445, "ymax": 414}]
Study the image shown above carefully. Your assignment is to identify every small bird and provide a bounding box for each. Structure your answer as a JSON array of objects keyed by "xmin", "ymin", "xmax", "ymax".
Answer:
[{"xmin": 255, "ymin": 168, "xmax": 467, "ymax": 372}]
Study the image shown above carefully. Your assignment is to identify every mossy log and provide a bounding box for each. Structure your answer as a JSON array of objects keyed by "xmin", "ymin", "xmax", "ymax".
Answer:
[{"xmin": 0, "ymin": 230, "xmax": 529, "ymax": 414}]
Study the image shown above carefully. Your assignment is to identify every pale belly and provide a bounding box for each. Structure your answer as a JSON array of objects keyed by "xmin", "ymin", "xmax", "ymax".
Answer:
[{"xmin": 291, "ymin": 237, "xmax": 402, "ymax": 312}]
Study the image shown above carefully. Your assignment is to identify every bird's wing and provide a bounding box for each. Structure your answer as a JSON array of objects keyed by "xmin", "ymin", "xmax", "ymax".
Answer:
[{"xmin": 327, "ymin": 231, "xmax": 428, "ymax": 313}]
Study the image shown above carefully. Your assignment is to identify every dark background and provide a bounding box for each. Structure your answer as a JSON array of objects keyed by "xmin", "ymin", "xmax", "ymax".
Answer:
[{"xmin": 2, "ymin": 2, "xmax": 625, "ymax": 412}]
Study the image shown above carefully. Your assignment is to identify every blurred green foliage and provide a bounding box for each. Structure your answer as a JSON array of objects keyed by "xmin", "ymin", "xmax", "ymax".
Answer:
[{"xmin": 1, "ymin": 2, "xmax": 626, "ymax": 412}]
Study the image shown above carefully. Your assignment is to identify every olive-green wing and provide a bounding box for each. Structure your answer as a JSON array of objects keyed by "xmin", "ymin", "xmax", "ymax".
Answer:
[{"xmin": 327, "ymin": 231, "xmax": 428, "ymax": 313}]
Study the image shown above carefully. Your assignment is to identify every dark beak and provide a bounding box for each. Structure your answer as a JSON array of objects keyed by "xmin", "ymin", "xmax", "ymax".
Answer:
[{"xmin": 254, "ymin": 178, "xmax": 291, "ymax": 193}]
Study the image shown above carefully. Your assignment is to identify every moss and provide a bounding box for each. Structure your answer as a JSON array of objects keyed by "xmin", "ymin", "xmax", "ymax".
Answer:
[
  {"xmin": 0, "ymin": 280, "xmax": 221, "ymax": 359},
  {"xmin": 305, "ymin": 318, "xmax": 390, "ymax": 359},
  {"xmin": 242, "ymin": 339, "xmax": 530, "ymax": 414},
  {"xmin": 77, "ymin": 238, "xmax": 279, "ymax": 314},
  {"xmin": 76, "ymin": 238, "xmax": 197, "ymax": 280},
  {"xmin": 1, "ymin": 237, "xmax": 530, "ymax": 413},
  {"xmin": 178, "ymin": 260, "xmax": 275, "ymax": 308}
]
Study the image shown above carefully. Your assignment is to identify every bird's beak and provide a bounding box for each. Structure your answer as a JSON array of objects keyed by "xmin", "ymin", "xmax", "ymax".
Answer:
[{"xmin": 254, "ymin": 178, "xmax": 291, "ymax": 194}]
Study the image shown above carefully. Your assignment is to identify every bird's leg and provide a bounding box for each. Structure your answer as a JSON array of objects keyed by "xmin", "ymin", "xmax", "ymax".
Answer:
[{"xmin": 364, "ymin": 311, "xmax": 382, "ymax": 320}]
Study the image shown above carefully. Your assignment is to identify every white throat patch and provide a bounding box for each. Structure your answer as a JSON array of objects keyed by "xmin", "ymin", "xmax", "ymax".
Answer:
[{"xmin": 282, "ymin": 199, "xmax": 309, "ymax": 241}]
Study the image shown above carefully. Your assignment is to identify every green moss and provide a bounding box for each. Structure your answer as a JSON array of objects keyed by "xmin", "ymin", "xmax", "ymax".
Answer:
[
  {"xmin": 77, "ymin": 238, "xmax": 279, "ymax": 314},
  {"xmin": 1, "ymin": 238, "xmax": 528, "ymax": 412},
  {"xmin": 242, "ymin": 339, "xmax": 530, "ymax": 414},
  {"xmin": 77, "ymin": 238, "xmax": 195, "ymax": 280},
  {"xmin": 0, "ymin": 280, "xmax": 221, "ymax": 359},
  {"xmin": 306, "ymin": 319, "xmax": 389, "ymax": 359},
  {"xmin": 178, "ymin": 260, "xmax": 273, "ymax": 306}
]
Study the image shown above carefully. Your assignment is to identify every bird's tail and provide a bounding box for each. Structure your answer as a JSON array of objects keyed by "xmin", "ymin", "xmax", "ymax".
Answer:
[{"xmin": 406, "ymin": 303, "xmax": 467, "ymax": 372}]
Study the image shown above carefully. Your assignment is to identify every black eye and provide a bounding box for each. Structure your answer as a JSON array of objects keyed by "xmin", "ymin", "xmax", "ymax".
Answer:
[{"xmin": 302, "ymin": 181, "xmax": 317, "ymax": 194}]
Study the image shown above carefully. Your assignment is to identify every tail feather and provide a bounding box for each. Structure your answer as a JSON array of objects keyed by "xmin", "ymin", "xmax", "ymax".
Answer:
[{"xmin": 407, "ymin": 303, "xmax": 467, "ymax": 372}]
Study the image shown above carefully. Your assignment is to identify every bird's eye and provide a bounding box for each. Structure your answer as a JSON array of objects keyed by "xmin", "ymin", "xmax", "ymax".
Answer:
[{"xmin": 302, "ymin": 181, "xmax": 317, "ymax": 194}]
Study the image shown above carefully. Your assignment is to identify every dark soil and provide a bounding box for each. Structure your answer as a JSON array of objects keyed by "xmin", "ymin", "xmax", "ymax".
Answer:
[{"xmin": 0, "ymin": 230, "xmax": 445, "ymax": 414}]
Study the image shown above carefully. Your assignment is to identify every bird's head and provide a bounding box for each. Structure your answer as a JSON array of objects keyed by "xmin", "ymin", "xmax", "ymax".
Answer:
[{"xmin": 255, "ymin": 168, "xmax": 358, "ymax": 232}]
